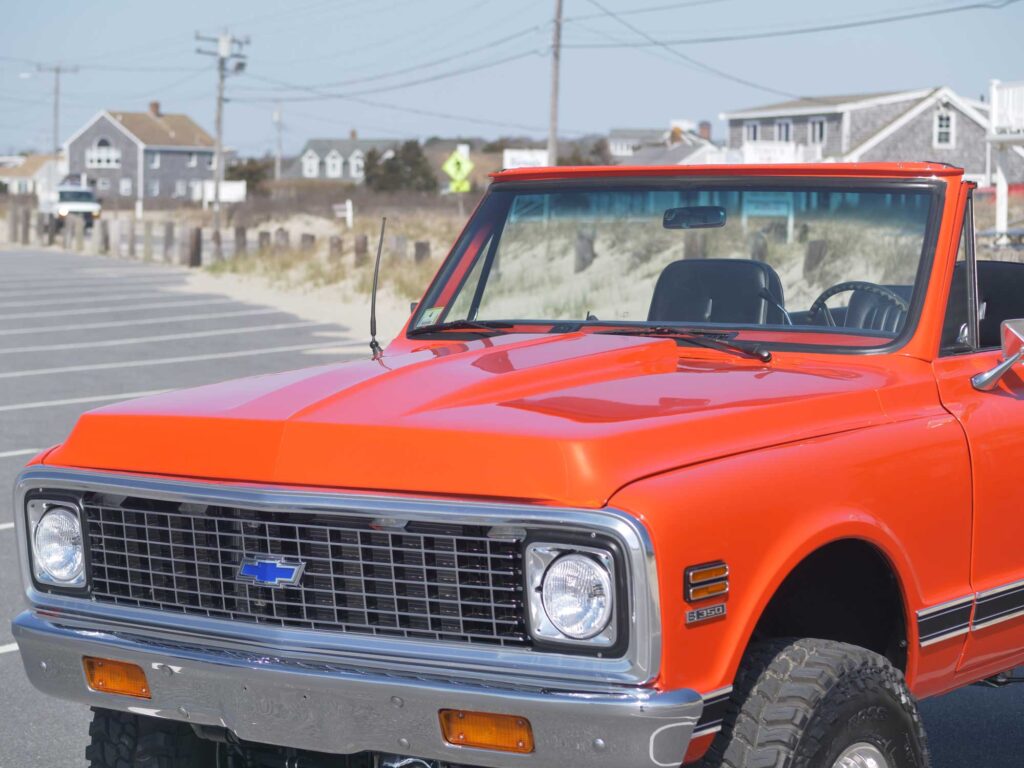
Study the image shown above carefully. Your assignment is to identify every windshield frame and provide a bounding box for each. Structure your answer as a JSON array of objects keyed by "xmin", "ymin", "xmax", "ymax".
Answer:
[{"xmin": 409, "ymin": 176, "xmax": 946, "ymax": 355}]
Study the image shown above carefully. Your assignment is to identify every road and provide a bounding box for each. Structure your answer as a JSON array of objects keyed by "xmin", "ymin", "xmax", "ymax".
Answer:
[{"xmin": 1, "ymin": 247, "xmax": 1022, "ymax": 766}]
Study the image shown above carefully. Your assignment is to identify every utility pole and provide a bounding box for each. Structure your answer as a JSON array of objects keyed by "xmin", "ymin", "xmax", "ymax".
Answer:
[
  {"xmin": 36, "ymin": 63, "xmax": 78, "ymax": 202},
  {"xmin": 196, "ymin": 30, "xmax": 249, "ymax": 259},
  {"xmin": 273, "ymin": 106, "xmax": 283, "ymax": 181},
  {"xmin": 547, "ymin": 0, "xmax": 563, "ymax": 166}
]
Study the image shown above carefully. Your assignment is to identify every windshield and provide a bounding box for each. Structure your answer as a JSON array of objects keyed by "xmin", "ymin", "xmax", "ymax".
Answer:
[
  {"xmin": 59, "ymin": 190, "xmax": 95, "ymax": 202},
  {"xmin": 412, "ymin": 181, "xmax": 938, "ymax": 350}
]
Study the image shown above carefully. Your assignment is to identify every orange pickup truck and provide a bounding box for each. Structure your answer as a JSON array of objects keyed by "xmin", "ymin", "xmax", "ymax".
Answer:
[{"xmin": 12, "ymin": 163, "xmax": 1024, "ymax": 768}]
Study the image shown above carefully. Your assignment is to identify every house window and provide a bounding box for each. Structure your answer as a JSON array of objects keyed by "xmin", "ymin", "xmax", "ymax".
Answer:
[
  {"xmin": 96, "ymin": 177, "xmax": 111, "ymax": 192},
  {"xmin": 119, "ymin": 177, "xmax": 132, "ymax": 197},
  {"xmin": 349, "ymin": 150, "xmax": 365, "ymax": 179},
  {"xmin": 744, "ymin": 122, "xmax": 760, "ymax": 142},
  {"xmin": 325, "ymin": 151, "xmax": 343, "ymax": 178},
  {"xmin": 809, "ymin": 117, "xmax": 827, "ymax": 145},
  {"xmin": 150, "ymin": 152, "xmax": 160, "ymax": 169},
  {"xmin": 174, "ymin": 179, "xmax": 187, "ymax": 198},
  {"xmin": 188, "ymin": 153, "xmax": 198, "ymax": 168},
  {"xmin": 934, "ymin": 109, "xmax": 956, "ymax": 148},
  {"xmin": 775, "ymin": 119, "xmax": 792, "ymax": 142},
  {"xmin": 301, "ymin": 151, "xmax": 320, "ymax": 178},
  {"xmin": 85, "ymin": 138, "xmax": 122, "ymax": 169},
  {"xmin": 149, "ymin": 180, "xmax": 160, "ymax": 197},
  {"xmin": 207, "ymin": 154, "xmax": 216, "ymax": 170}
]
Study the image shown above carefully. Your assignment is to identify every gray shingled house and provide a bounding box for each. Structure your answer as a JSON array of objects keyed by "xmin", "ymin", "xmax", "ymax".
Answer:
[
  {"xmin": 64, "ymin": 102, "xmax": 215, "ymax": 206},
  {"xmin": 720, "ymin": 86, "xmax": 1024, "ymax": 182},
  {"xmin": 284, "ymin": 137, "xmax": 398, "ymax": 183}
]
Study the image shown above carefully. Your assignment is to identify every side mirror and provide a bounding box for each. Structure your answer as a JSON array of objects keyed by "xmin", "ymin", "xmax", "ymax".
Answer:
[{"xmin": 972, "ymin": 318, "xmax": 1024, "ymax": 391}]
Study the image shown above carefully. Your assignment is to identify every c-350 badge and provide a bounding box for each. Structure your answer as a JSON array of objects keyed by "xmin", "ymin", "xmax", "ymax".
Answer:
[{"xmin": 686, "ymin": 603, "xmax": 726, "ymax": 626}]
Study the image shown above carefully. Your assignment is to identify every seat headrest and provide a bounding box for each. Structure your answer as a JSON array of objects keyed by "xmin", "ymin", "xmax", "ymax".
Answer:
[{"xmin": 648, "ymin": 259, "xmax": 786, "ymax": 325}]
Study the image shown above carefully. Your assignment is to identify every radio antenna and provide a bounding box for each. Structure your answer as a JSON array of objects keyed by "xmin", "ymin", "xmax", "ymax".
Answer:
[{"xmin": 369, "ymin": 217, "xmax": 387, "ymax": 358}]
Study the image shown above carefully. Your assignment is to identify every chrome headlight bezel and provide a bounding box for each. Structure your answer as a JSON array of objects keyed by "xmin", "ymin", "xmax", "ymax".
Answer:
[
  {"xmin": 526, "ymin": 540, "xmax": 622, "ymax": 651},
  {"xmin": 27, "ymin": 498, "xmax": 88, "ymax": 591}
]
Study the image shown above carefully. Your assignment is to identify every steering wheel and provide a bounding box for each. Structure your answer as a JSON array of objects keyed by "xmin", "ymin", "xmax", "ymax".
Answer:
[{"xmin": 808, "ymin": 281, "xmax": 909, "ymax": 329}]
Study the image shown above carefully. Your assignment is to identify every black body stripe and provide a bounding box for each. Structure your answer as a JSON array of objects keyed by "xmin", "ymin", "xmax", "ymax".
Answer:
[
  {"xmin": 917, "ymin": 600, "xmax": 973, "ymax": 645},
  {"xmin": 974, "ymin": 584, "xmax": 1024, "ymax": 627},
  {"xmin": 694, "ymin": 689, "xmax": 731, "ymax": 735}
]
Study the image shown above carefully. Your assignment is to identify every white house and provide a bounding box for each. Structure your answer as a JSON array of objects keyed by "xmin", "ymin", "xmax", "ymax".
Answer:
[{"xmin": 285, "ymin": 137, "xmax": 397, "ymax": 183}]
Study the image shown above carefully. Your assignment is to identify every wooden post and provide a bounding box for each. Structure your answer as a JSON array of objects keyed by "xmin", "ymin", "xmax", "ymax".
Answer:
[
  {"xmin": 234, "ymin": 226, "xmax": 247, "ymax": 257},
  {"xmin": 684, "ymin": 231, "xmax": 707, "ymax": 260},
  {"xmin": 328, "ymin": 235, "xmax": 343, "ymax": 260},
  {"xmin": 127, "ymin": 219, "xmax": 136, "ymax": 259},
  {"xmin": 300, "ymin": 233, "xmax": 315, "ymax": 251},
  {"xmin": 6, "ymin": 207, "xmax": 16, "ymax": 244},
  {"xmin": 20, "ymin": 209, "xmax": 30, "ymax": 245},
  {"xmin": 75, "ymin": 217, "xmax": 85, "ymax": 251},
  {"xmin": 258, "ymin": 230, "xmax": 271, "ymax": 252},
  {"xmin": 414, "ymin": 241, "xmax": 431, "ymax": 264},
  {"xmin": 211, "ymin": 229, "xmax": 222, "ymax": 262},
  {"xmin": 163, "ymin": 222, "xmax": 174, "ymax": 262},
  {"xmin": 62, "ymin": 219, "xmax": 72, "ymax": 249},
  {"xmin": 274, "ymin": 227, "xmax": 290, "ymax": 253},
  {"xmin": 109, "ymin": 219, "xmax": 120, "ymax": 257},
  {"xmin": 574, "ymin": 230, "xmax": 596, "ymax": 273},
  {"xmin": 804, "ymin": 240, "xmax": 828, "ymax": 280},
  {"xmin": 749, "ymin": 231, "xmax": 768, "ymax": 263},
  {"xmin": 143, "ymin": 221, "xmax": 153, "ymax": 261},
  {"xmin": 177, "ymin": 224, "xmax": 190, "ymax": 265},
  {"xmin": 99, "ymin": 220, "xmax": 110, "ymax": 254},
  {"xmin": 46, "ymin": 215, "xmax": 56, "ymax": 246},
  {"xmin": 354, "ymin": 234, "xmax": 369, "ymax": 266},
  {"xmin": 36, "ymin": 212, "xmax": 45, "ymax": 242},
  {"xmin": 188, "ymin": 227, "xmax": 203, "ymax": 267}
]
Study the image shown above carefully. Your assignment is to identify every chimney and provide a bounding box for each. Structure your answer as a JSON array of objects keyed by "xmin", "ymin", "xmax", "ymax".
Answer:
[
  {"xmin": 149, "ymin": 101, "xmax": 161, "ymax": 117},
  {"xmin": 698, "ymin": 120, "xmax": 712, "ymax": 141},
  {"xmin": 350, "ymin": 129, "xmax": 358, "ymax": 140}
]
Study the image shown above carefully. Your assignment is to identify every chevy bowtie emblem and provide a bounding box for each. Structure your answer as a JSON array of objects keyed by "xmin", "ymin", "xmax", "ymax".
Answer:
[{"xmin": 237, "ymin": 558, "xmax": 306, "ymax": 588}]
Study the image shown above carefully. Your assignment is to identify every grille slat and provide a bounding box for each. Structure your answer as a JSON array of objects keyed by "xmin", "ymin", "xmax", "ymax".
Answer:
[{"xmin": 84, "ymin": 496, "xmax": 528, "ymax": 647}]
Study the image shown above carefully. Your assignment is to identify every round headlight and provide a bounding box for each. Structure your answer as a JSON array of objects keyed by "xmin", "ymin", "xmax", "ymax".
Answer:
[
  {"xmin": 33, "ymin": 506, "xmax": 84, "ymax": 583},
  {"xmin": 541, "ymin": 553, "xmax": 613, "ymax": 640}
]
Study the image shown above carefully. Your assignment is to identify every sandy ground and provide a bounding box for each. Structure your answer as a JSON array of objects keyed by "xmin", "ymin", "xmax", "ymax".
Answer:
[{"xmin": 178, "ymin": 268, "xmax": 414, "ymax": 347}]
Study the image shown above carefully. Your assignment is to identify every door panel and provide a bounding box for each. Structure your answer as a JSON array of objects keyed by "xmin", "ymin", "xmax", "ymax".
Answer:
[{"xmin": 934, "ymin": 350, "xmax": 1024, "ymax": 673}]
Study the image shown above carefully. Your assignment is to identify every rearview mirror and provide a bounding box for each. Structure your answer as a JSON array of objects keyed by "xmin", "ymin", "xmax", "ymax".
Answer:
[
  {"xmin": 972, "ymin": 318, "xmax": 1024, "ymax": 391},
  {"xmin": 663, "ymin": 206, "xmax": 726, "ymax": 230}
]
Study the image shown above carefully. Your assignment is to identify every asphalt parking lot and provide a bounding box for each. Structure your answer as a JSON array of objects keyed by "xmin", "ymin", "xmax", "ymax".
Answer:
[{"xmin": 1, "ymin": 246, "xmax": 1022, "ymax": 766}]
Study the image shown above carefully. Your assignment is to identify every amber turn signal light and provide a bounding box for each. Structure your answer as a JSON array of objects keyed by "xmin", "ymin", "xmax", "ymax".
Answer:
[
  {"xmin": 83, "ymin": 657, "xmax": 151, "ymax": 699},
  {"xmin": 689, "ymin": 581, "xmax": 729, "ymax": 601},
  {"xmin": 439, "ymin": 709, "xmax": 534, "ymax": 754}
]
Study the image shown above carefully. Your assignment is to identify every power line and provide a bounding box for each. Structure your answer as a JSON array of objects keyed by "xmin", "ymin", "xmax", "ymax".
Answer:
[
  {"xmin": 565, "ymin": 0, "xmax": 730, "ymax": 22},
  {"xmin": 567, "ymin": 0, "xmax": 1022, "ymax": 48},
  {"xmin": 235, "ymin": 49, "xmax": 542, "ymax": 103},
  {"xmin": 582, "ymin": 0, "xmax": 803, "ymax": 99}
]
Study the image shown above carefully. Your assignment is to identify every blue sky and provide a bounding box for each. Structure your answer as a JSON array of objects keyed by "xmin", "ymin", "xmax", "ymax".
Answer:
[{"xmin": 0, "ymin": 0, "xmax": 1021, "ymax": 156}]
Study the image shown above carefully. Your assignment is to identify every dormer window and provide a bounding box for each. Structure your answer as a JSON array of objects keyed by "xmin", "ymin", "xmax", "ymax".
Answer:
[
  {"xmin": 85, "ymin": 137, "xmax": 121, "ymax": 169},
  {"xmin": 325, "ymin": 150, "xmax": 343, "ymax": 178},
  {"xmin": 934, "ymin": 109, "xmax": 956, "ymax": 148},
  {"xmin": 301, "ymin": 150, "xmax": 320, "ymax": 178},
  {"xmin": 349, "ymin": 150, "xmax": 365, "ymax": 179}
]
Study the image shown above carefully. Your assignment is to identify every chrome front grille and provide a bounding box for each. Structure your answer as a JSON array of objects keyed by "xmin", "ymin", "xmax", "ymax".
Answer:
[{"xmin": 83, "ymin": 494, "xmax": 528, "ymax": 647}]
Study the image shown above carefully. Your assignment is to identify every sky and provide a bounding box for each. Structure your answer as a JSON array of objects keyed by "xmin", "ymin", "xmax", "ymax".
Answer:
[{"xmin": 1, "ymin": 0, "xmax": 1022, "ymax": 157}]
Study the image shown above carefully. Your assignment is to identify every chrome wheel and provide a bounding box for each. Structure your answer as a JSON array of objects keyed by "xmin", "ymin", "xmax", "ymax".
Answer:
[{"xmin": 832, "ymin": 742, "xmax": 891, "ymax": 768}]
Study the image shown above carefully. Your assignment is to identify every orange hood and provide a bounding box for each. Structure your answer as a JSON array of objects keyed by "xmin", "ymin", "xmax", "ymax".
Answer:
[{"xmin": 47, "ymin": 333, "xmax": 927, "ymax": 507}]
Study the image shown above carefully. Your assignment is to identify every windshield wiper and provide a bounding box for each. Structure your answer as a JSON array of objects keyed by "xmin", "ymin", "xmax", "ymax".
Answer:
[
  {"xmin": 597, "ymin": 326, "xmax": 772, "ymax": 362},
  {"xmin": 407, "ymin": 319, "xmax": 513, "ymax": 336}
]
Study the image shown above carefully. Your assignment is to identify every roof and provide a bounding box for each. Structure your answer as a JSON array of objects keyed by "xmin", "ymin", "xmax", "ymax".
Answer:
[
  {"xmin": 629, "ymin": 141, "xmax": 711, "ymax": 166},
  {"xmin": 608, "ymin": 128, "xmax": 666, "ymax": 142},
  {"xmin": 0, "ymin": 154, "xmax": 56, "ymax": 178},
  {"xmin": 107, "ymin": 110, "xmax": 213, "ymax": 147},
  {"xmin": 722, "ymin": 89, "xmax": 932, "ymax": 119},
  {"xmin": 490, "ymin": 162, "xmax": 964, "ymax": 183},
  {"xmin": 301, "ymin": 138, "xmax": 398, "ymax": 156}
]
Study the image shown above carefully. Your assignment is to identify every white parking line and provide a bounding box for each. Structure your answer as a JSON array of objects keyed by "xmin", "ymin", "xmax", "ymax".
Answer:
[
  {"xmin": 0, "ymin": 643, "xmax": 18, "ymax": 654},
  {"xmin": 0, "ymin": 341, "xmax": 349, "ymax": 380},
  {"xmin": 0, "ymin": 297, "xmax": 237, "ymax": 321},
  {"xmin": 0, "ymin": 291, "xmax": 184, "ymax": 309},
  {"xmin": 0, "ymin": 389, "xmax": 168, "ymax": 413},
  {"xmin": 0, "ymin": 321, "xmax": 329, "ymax": 354},
  {"xmin": 0, "ymin": 307, "xmax": 283, "ymax": 337},
  {"xmin": 0, "ymin": 278, "xmax": 182, "ymax": 299},
  {"xmin": 0, "ymin": 523, "xmax": 13, "ymax": 532},
  {"xmin": 0, "ymin": 449, "xmax": 39, "ymax": 458}
]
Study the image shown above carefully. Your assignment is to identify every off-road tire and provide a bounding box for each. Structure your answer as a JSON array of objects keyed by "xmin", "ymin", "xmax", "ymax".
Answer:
[
  {"xmin": 86, "ymin": 708, "xmax": 216, "ymax": 768},
  {"xmin": 700, "ymin": 638, "xmax": 930, "ymax": 768}
]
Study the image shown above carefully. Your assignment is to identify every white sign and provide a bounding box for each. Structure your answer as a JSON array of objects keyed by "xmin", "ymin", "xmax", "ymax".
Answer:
[
  {"xmin": 502, "ymin": 148, "xmax": 549, "ymax": 169},
  {"xmin": 193, "ymin": 180, "xmax": 247, "ymax": 205}
]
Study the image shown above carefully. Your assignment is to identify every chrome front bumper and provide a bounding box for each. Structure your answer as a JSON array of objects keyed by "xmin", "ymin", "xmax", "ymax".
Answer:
[{"xmin": 13, "ymin": 611, "xmax": 702, "ymax": 768}]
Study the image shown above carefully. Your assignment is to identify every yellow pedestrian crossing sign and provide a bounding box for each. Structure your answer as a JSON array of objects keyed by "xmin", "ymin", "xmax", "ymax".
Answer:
[{"xmin": 442, "ymin": 148, "xmax": 474, "ymax": 193}]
